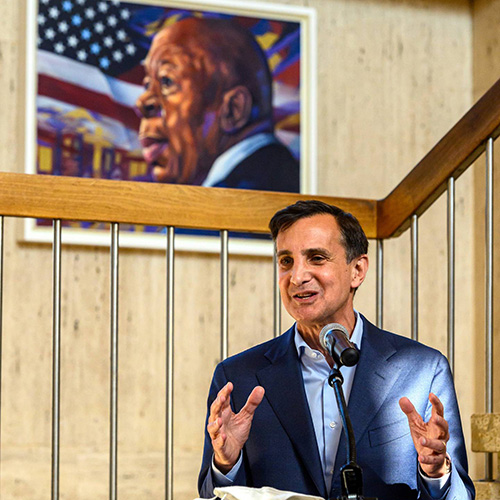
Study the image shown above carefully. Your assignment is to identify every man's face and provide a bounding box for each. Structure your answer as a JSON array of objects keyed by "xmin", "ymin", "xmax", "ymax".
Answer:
[
  {"xmin": 276, "ymin": 214, "xmax": 366, "ymax": 333},
  {"xmin": 136, "ymin": 28, "xmax": 222, "ymax": 184}
]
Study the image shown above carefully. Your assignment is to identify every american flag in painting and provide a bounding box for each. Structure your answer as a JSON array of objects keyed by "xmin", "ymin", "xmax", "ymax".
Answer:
[{"xmin": 35, "ymin": 0, "xmax": 301, "ymax": 196}]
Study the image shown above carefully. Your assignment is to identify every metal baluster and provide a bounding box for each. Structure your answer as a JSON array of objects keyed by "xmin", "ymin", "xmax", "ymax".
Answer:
[
  {"xmin": 273, "ymin": 251, "xmax": 281, "ymax": 338},
  {"xmin": 0, "ymin": 216, "xmax": 3, "ymax": 478},
  {"xmin": 411, "ymin": 215, "xmax": 418, "ymax": 341},
  {"xmin": 376, "ymin": 240, "xmax": 384, "ymax": 329},
  {"xmin": 485, "ymin": 138, "xmax": 494, "ymax": 480},
  {"xmin": 220, "ymin": 230, "xmax": 229, "ymax": 360},
  {"xmin": 110, "ymin": 223, "xmax": 119, "ymax": 500},
  {"xmin": 51, "ymin": 219, "xmax": 62, "ymax": 500},
  {"xmin": 166, "ymin": 226, "xmax": 175, "ymax": 500},
  {"xmin": 447, "ymin": 178, "xmax": 455, "ymax": 374}
]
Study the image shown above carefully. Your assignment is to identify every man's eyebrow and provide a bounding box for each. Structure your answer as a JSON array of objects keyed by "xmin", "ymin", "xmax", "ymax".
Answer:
[
  {"xmin": 158, "ymin": 60, "xmax": 176, "ymax": 68},
  {"xmin": 276, "ymin": 248, "xmax": 331, "ymax": 257},
  {"xmin": 304, "ymin": 247, "xmax": 330, "ymax": 255},
  {"xmin": 276, "ymin": 250, "xmax": 291, "ymax": 257}
]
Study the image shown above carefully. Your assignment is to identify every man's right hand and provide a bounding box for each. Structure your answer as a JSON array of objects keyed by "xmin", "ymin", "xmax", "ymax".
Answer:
[{"xmin": 207, "ymin": 382, "xmax": 265, "ymax": 474}]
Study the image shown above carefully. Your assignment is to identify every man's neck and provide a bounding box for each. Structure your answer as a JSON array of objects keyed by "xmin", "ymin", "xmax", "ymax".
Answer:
[
  {"xmin": 296, "ymin": 311, "xmax": 359, "ymax": 368},
  {"xmin": 218, "ymin": 119, "xmax": 273, "ymax": 154}
]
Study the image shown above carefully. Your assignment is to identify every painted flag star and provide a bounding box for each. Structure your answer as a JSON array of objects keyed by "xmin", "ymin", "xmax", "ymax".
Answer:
[
  {"xmin": 100, "ymin": 57, "xmax": 110, "ymax": 69},
  {"xmin": 45, "ymin": 27, "xmax": 56, "ymax": 40},
  {"xmin": 108, "ymin": 15, "xmax": 117, "ymax": 27},
  {"xmin": 98, "ymin": 2, "xmax": 109, "ymax": 13},
  {"xmin": 121, "ymin": 9, "xmax": 130, "ymax": 20},
  {"xmin": 85, "ymin": 8, "xmax": 96, "ymax": 19},
  {"xmin": 125, "ymin": 43, "xmax": 136, "ymax": 55},
  {"xmin": 95, "ymin": 22, "xmax": 105, "ymax": 33},
  {"xmin": 104, "ymin": 36, "xmax": 114, "ymax": 48},
  {"xmin": 68, "ymin": 35, "xmax": 78, "ymax": 47},
  {"xmin": 37, "ymin": 14, "xmax": 46, "ymax": 25},
  {"xmin": 81, "ymin": 28, "xmax": 91, "ymax": 40},
  {"xmin": 90, "ymin": 43, "xmax": 101, "ymax": 55},
  {"xmin": 112, "ymin": 50, "xmax": 123, "ymax": 62},
  {"xmin": 72, "ymin": 14, "xmax": 82, "ymax": 26},
  {"xmin": 117, "ymin": 30, "xmax": 127, "ymax": 41},
  {"xmin": 76, "ymin": 49, "xmax": 88, "ymax": 61},
  {"xmin": 54, "ymin": 42, "xmax": 65, "ymax": 54},
  {"xmin": 48, "ymin": 7, "xmax": 60, "ymax": 19},
  {"xmin": 62, "ymin": 1, "xmax": 73, "ymax": 12},
  {"xmin": 58, "ymin": 21, "xmax": 69, "ymax": 33}
]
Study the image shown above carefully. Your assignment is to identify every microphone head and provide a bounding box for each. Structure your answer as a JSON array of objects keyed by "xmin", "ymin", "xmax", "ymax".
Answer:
[
  {"xmin": 319, "ymin": 323, "xmax": 359, "ymax": 367},
  {"xmin": 319, "ymin": 323, "xmax": 349, "ymax": 350},
  {"xmin": 340, "ymin": 346, "xmax": 360, "ymax": 367}
]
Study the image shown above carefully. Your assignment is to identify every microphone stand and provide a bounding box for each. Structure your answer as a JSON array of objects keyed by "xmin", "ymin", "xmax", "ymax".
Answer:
[{"xmin": 328, "ymin": 366, "xmax": 377, "ymax": 500}]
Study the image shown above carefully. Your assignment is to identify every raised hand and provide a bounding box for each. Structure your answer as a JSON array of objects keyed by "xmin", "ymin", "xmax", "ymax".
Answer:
[
  {"xmin": 399, "ymin": 393, "xmax": 450, "ymax": 478},
  {"xmin": 207, "ymin": 382, "xmax": 265, "ymax": 473}
]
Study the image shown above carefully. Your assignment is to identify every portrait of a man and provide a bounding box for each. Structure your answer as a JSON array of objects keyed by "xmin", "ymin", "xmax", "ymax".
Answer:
[
  {"xmin": 30, "ymin": 0, "xmax": 307, "ymax": 249},
  {"xmin": 136, "ymin": 17, "xmax": 300, "ymax": 192}
]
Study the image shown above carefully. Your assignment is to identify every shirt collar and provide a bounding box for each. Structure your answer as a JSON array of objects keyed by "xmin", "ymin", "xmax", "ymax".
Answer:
[
  {"xmin": 294, "ymin": 310, "xmax": 364, "ymax": 359},
  {"xmin": 201, "ymin": 132, "xmax": 277, "ymax": 187}
]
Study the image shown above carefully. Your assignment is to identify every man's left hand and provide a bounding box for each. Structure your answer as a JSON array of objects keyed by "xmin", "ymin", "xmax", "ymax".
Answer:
[{"xmin": 399, "ymin": 393, "xmax": 450, "ymax": 478}]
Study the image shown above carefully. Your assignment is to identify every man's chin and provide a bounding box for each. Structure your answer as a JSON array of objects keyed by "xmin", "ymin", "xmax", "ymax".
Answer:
[
  {"xmin": 148, "ymin": 150, "xmax": 205, "ymax": 184},
  {"xmin": 151, "ymin": 160, "xmax": 182, "ymax": 183}
]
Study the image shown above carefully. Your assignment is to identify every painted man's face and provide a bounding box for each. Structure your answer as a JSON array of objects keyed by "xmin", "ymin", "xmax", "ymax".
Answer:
[{"xmin": 136, "ymin": 27, "xmax": 222, "ymax": 184}]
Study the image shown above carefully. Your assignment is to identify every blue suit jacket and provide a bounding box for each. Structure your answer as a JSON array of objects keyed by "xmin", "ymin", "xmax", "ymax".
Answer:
[{"xmin": 198, "ymin": 316, "xmax": 475, "ymax": 499}]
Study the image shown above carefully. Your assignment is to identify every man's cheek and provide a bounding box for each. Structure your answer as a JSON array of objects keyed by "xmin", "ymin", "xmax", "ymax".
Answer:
[{"xmin": 201, "ymin": 112, "xmax": 217, "ymax": 138}]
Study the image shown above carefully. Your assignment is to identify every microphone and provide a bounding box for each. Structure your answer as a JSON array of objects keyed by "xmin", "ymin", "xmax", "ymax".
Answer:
[{"xmin": 319, "ymin": 323, "xmax": 360, "ymax": 367}]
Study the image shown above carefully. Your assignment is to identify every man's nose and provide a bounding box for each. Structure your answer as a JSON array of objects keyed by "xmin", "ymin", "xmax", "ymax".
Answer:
[
  {"xmin": 290, "ymin": 262, "xmax": 311, "ymax": 286},
  {"xmin": 136, "ymin": 91, "xmax": 162, "ymax": 119}
]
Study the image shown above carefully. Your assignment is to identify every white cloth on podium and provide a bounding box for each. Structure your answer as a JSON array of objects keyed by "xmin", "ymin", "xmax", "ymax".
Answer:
[{"xmin": 194, "ymin": 485, "xmax": 323, "ymax": 500}]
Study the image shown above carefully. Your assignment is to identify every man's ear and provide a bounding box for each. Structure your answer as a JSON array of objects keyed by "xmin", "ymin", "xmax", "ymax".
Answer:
[
  {"xmin": 219, "ymin": 86, "xmax": 253, "ymax": 133},
  {"xmin": 351, "ymin": 254, "xmax": 369, "ymax": 290}
]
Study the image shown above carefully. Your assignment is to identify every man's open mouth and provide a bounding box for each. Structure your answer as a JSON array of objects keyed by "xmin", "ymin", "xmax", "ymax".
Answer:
[
  {"xmin": 294, "ymin": 292, "xmax": 318, "ymax": 300},
  {"xmin": 140, "ymin": 136, "xmax": 169, "ymax": 164}
]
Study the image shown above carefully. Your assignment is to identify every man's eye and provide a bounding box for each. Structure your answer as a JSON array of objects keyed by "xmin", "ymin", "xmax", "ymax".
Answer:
[
  {"xmin": 279, "ymin": 257, "xmax": 292, "ymax": 267},
  {"xmin": 143, "ymin": 78, "xmax": 150, "ymax": 91},
  {"xmin": 160, "ymin": 76, "xmax": 175, "ymax": 88},
  {"xmin": 311, "ymin": 255, "xmax": 325, "ymax": 262}
]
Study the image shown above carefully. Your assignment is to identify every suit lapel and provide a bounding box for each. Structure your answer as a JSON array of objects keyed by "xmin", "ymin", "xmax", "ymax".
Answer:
[
  {"xmin": 334, "ymin": 317, "xmax": 403, "ymax": 483},
  {"xmin": 256, "ymin": 327, "xmax": 327, "ymax": 499}
]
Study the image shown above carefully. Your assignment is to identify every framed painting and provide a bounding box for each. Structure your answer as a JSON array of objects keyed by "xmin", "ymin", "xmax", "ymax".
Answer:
[{"xmin": 24, "ymin": 0, "xmax": 317, "ymax": 255}]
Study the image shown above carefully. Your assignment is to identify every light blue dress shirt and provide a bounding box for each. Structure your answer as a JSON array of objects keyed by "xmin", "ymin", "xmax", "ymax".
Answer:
[{"xmin": 294, "ymin": 312, "xmax": 363, "ymax": 491}]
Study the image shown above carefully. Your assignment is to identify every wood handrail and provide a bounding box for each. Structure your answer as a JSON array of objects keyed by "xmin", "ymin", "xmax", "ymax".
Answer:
[
  {"xmin": 2, "ymin": 78, "xmax": 500, "ymax": 241},
  {"xmin": 377, "ymin": 77, "xmax": 500, "ymax": 238},
  {"xmin": 0, "ymin": 172, "xmax": 378, "ymax": 238}
]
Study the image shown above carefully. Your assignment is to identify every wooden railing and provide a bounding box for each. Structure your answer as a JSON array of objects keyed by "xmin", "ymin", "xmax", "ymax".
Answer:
[
  {"xmin": 0, "ymin": 171, "xmax": 378, "ymax": 236},
  {"xmin": 378, "ymin": 76, "xmax": 500, "ymax": 238}
]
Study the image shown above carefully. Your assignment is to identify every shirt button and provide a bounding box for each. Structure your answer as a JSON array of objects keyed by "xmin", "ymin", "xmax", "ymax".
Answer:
[{"xmin": 329, "ymin": 421, "xmax": 337, "ymax": 429}]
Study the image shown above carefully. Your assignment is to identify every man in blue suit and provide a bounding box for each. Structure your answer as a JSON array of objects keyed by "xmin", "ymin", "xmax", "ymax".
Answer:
[{"xmin": 198, "ymin": 201, "xmax": 474, "ymax": 499}]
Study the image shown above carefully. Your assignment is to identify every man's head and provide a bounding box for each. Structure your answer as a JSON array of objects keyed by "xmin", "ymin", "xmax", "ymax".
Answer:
[
  {"xmin": 269, "ymin": 201, "xmax": 369, "ymax": 333},
  {"xmin": 136, "ymin": 17, "xmax": 273, "ymax": 184}
]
